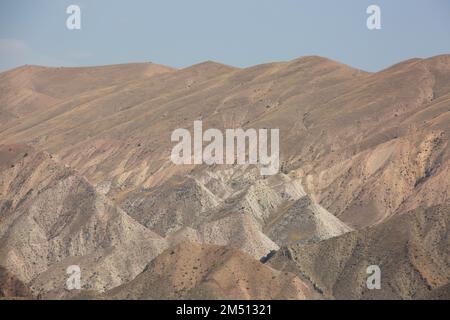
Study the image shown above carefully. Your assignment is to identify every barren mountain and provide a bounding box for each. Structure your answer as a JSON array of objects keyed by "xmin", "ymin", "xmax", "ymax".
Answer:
[
  {"xmin": 0, "ymin": 55, "xmax": 449, "ymax": 300},
  {"xmin": 0, "ymin": 63, "xmax": 174, "ymax": 120},
  {"xmin": 1, "ymin": 56, "xmax": 449, "ymax": 230}
]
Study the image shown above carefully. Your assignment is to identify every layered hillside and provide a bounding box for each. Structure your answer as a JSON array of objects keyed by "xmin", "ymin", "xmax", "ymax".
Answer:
[
  {"xmin": 0, "ymin": 55, "xmax": 449, "ymax": 299},
  {"xmin": 268, "ymin": 202, "xmax": 450, "ymax": 299},
  {"xmin": 0, "ymin": 145, "xmax": 167, "ymax": 295}
]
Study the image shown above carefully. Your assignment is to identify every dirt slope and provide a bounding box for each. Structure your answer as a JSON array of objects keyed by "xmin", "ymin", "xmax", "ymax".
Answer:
[
  {"xmin": 268, "ymin": 202, "xmax": 450, "ymax": 299},
  {"xmin": 105, "ymin": 242, "xmax": 319, "ymax": 300}
]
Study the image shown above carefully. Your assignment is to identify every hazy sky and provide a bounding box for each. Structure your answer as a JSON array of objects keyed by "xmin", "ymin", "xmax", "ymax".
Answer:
[{"xmin": 1, "ymin": 0, "xmax": 450, "ymax": 72}]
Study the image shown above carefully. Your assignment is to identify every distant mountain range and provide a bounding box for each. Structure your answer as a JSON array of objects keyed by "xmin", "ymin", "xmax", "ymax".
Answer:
[{"xmin": 0, "ymin": 55, "xmax": 449, "ymax": 299}]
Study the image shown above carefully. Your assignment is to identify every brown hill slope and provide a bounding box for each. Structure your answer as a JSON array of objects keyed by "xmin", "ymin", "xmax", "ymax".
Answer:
[
  {"xmin": 1, "ymin": 56, "xmax": 449, "ymax": 231},
  {"xmin": 105, "ymin": 242, "xmax": 319, "ymax": 300},
  {"xmin": 267, "ymin": 201, "xmax": 450, "ymax": 299},
  {"xmin": 0, "ymin": 62, "xmax": 174, "ymax": 120},
  {"xmin": 0, "ymin": 56, "xmax": 360, "ymax": 192}
]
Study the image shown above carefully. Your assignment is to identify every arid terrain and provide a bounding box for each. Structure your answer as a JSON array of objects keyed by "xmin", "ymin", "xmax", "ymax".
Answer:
[{"xmin": 0, "ymin": 55, "xmax": 449, "ymax": 299}]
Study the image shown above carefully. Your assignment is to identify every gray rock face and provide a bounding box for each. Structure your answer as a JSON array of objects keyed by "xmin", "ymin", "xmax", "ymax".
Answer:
[
  {"xmin": 0, "ymin": 147, "xmax": 167, "ymax": 295},
  {"xmin": 265, "ymin": 195, "xmax": 352, "ymax": 246}
]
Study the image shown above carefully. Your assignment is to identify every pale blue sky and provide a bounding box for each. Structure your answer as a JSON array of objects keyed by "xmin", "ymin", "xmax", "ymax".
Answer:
[{"xmin": 1, "ymin": 0, "xmax": 449, "ymax": 72}]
